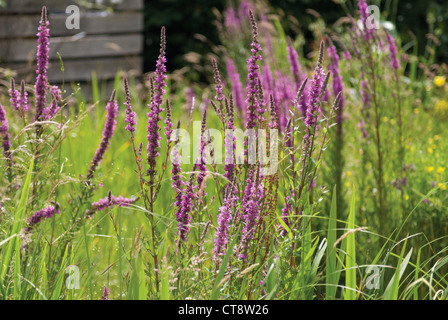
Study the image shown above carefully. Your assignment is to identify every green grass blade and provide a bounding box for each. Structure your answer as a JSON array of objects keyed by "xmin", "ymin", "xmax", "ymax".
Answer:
[
  {"xmin": 210, "ymin": 228, "xmax": 241, "ymax": 300},
  {"xmin": 51, "ymin": 245, "xmax": 69, "ymax": 300},
  {"xmin": 383, "ymin": 243, "xmax": 412, "ymax": 300},
  {"xmin": 344, "ymin": 187, "xmax": 357, "ymax": 300},
  {"xmin": 0, "ymin": 158, "xmax": 34, "ymax": 283},
  {"xmin": 326, "ymin": 186, "xmax": 339, "ymax": 300}
]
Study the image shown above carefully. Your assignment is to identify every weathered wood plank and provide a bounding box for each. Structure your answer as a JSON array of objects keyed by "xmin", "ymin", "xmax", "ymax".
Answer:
[
  {"xmin": 0, "ymin": 34, "xmax": 143, "ymax": 62},
  {"xmin": 0, "ymin": 12, "xmax": 143, "ymax": 38},
  {"xmin": 10, "ymin": 56, "xmax": 143, "ymax": 82},
  {"xmin": 0, "ymin": 0, "xmax": 143, "ymax": 13}
]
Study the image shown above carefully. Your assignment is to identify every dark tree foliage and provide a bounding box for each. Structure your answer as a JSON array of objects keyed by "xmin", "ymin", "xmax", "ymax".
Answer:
[
  {"xmin": 143, "ymin": 0, "xmax": 447, "ymax": 75},
  {"xmin": 143, "ymin": 0, "xmax": 226, "ymax": 73}
]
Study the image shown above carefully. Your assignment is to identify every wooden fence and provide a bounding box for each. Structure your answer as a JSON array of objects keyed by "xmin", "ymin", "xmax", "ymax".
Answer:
[{"xmin": 0, "ymin": 0, "xmax": 144, "ymax": 96}]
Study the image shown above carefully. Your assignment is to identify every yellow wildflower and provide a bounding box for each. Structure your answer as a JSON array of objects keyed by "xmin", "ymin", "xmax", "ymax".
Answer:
[
  {"xmin": 437, "ymin": 167, "xmax": 445, "ymax": 174},
  {"xmin": 435, "ymin": 100, "xmax": 448, "ymax": 117},
  {"xmin": 414, "ymin": 108, "xmax": 420, "ymax": 114},
  {"xmin": 346, "ymin": 171, "xmax": 352, "ymax": 177},
  {"xmin": 434, "ymin": 76, "xmax": 446, "ymax": 87},
  {"xmin": 405, "ymin": 195, "xmax": 409, "ymax": 201},
  {"xmin": 427, "ymin": 166, "xmax": 435, "ymax": 173},
  {"xmin": 427, "ymin": 147, "xmax": 434, "ymax": 154},
  {"xmin": 437, "ymin": 183, "xmax": 447, "ymax": 191}
]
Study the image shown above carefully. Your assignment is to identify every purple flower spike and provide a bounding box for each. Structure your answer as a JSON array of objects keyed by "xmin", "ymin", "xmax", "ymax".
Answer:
[
  {"xmin": 89, "ymin": 194, "xmax": 137, "ymax": 214},
  {"xmin": 87, "ymin": 90, "xmax": 119, "ymax": 181},
  {"xmin": 245, "ymin": 10, "xmax": 263, "ymax": 130},
  {"xmin": 287, "ymin": 37, "xmax": 302, "ymax": 88},
  {"xmin": 147, "ymin": 27, "xmax": 167, "ymax": 173},
  {"xmin": 101, "ymin": 287, "xmax": 110, "ymax": 300},
  {"xmin": 177, "ymin": 176, "xmax": 194, "ymax": 242},
  {"xmin": 26, "ymin": 205, "xmax": 60, "ymax": 231},
  {"xmin": 226, "ymin": 59, "xmax": 245, "ymax": 115},
  {"xmin": 224, "ymin": 6, "xmax": 241, "ymax": 32},
  {"xmin": 35, "ymin": 6, "xmax": 50, "ymax": 121},
  {"xmin": 304, "ymin": 42, "xmax": 326, "ymax": 134},
  {"xmin": 171, "ymin": 124, "xmax": 192, "ymax": 243},
  {"xmin": 238, "ymin": 169, "xmax": 265, "ymax": 260},
  {"xmin": 171, "ymin": 129, "xmax": 184, "ymax": 210},
  {"xmin": 385, "ymin": 32, "xmax": 400, "ymax": 70},
  {"xmin": 0, "ymin": 104, "xmax": 12, "ymax": 164},
  {"xmin": 194, "ymin": 110, "xmax": 208, "ymax": 198},
  {"xmin": 213, "ymin": 187, "xmax": 238, "ymax": 263},
  {"xmin": 164, "ymin": 100, "xmax": 173, "ymax": 142},
  {"xmin": 358, "ymin": 0, "xmax": 375, "ymax": 40},
  {"xmin": 280, "ymin": 195, "xmax": 292, "ymax": 237},
  {"xmin": 327, "ymin": 45, "xmax": 345, "ymax": 124},
  {"xmin": 212, "ymin": 58, "xmax": 224, "ymax": 102},
  {"xmin": 124, "ymin": 78, "xmax": 137, "ymax": 133},
  {"xmin": 20, "ymin": 80, "xmax": 29, "ymax": 113},
  {"xmin": 9, "ymin": 79, "xmax": 20, "ymax": 111},
  {"xmin": 43, "ymin": 85, "xmax": 62, "ymax": 120}
]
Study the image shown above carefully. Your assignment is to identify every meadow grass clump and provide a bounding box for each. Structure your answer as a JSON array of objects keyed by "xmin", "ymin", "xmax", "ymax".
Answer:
[{"xmin": 0, "ymin": 1, "xmax": 447, "ymax": 300}]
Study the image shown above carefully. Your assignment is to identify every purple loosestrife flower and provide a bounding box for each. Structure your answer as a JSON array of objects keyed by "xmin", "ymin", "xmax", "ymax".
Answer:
[
  {"xmin": 261, "ymin": 64, "xmax": 274, "ymax": 94},
  {"xmin": 194, "ymin": 110, "xmax": 208, "ymax": 198},
  {"xmin": 342, "ymin": 50, "xmax": 352, "ymax": 61},
  {"xmin": 147, "ymin": 27, "xmax": 167, "ymax": 173},
  {"xmin": 164, "ymin": 100, "xmax": 173, "ymax": 142},
  {"xmin": 20, "ymin": 81, "xmax": 29, "ymax": 111},
  {"xmin": 238, "ymin": 169, "xmax": 264, "ymax": 260},
  {"xmin": 123, "ymin": 78, "xmax": 137, "ymax": 133},
  {"xmin": 0, "ymin": 104, "xmax": 12, "ymax": 163},
  {"xmin": 279, "ymin": 195, "xmax": 292, "ymax": 237},
  {"xmin": 186, "ymin": 87, "xmax": 194, "ymax": 111},
  {"xmin": 260, "ymin": 14, "xmax": 274, "ymax": 61},
  {"xmin": 35, "ymin": 7, "xmax": 50, "ymax": 121},
  {"xmin": 358, "ymin": 119, "xmax": 368, "ymax": 139},
  {"xmin": 361, "ymin": 71, "xmax": 371, "ymax": 110},
  {"xmin": 238, "ymin": 0, "xmax": 254, "ymax": 20},
  {"xmin": 177, "ymin": 176, "xmax": 194, "ymax": 242},
  {"xmin": 86, "ymin": 90, "xmax": 119, "ymax": 181},
  {"xmin": 304, "ymin": 42, "xmax": 326, "ymax": 136},
  {"xmin": 101, "ymin": 287, "xmax": 110, "ymax": 300},
  {"xmin": 171, "ymin": 131, "xmax": 184, "ymax": 211},
  {"xmin": 385, "ymin": 32, "xmax": 400, "ymax": 70},
  {"xmin": 224, "ymin": 96, "xmax": 236, "ymax": 181},
  {"xmin": 358, "ymin": 0, "xmax": 375, "ymax": 41},
  {"xmin": 287, "ymin": 37, "xmax": 303, "ymax": 88},
  {"xmin": 212, "ymin": 58, "xmax": 224, "ymax": 103},
  {"xmin": 224, "ymin": 6, "xmax": 241, "ymax": 32},
  {"xmin": 276, "ymin": 71, "xmax": 296, "ymax": 129},
  {"xmin": 213, "ymin": 188, "xmax": 238, "ymax": 263},
  {"xmin": 88, "ymin": 195, "xmax": 136, "ymax": 214},
  {"xmin": 9, "ymin": 79, "xmax": 20, "ymax": 111},
  {"xmin": 43, "ymin": 85, "xmax": 62, "ymax": 120},
  {"xmin": 225, "ymin": 59, "xmax": 245, "ymax": 113},
  {"xmin": 25, "ymin": 205, "xmax": 60, "ymax": 231},
  {"xmin": 328, "ymin": 45, "xmax": 345, "ymax": 124},
  {"xmin": 245, "ymin": 10, "xmax": 263, "ymax": 130}
]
